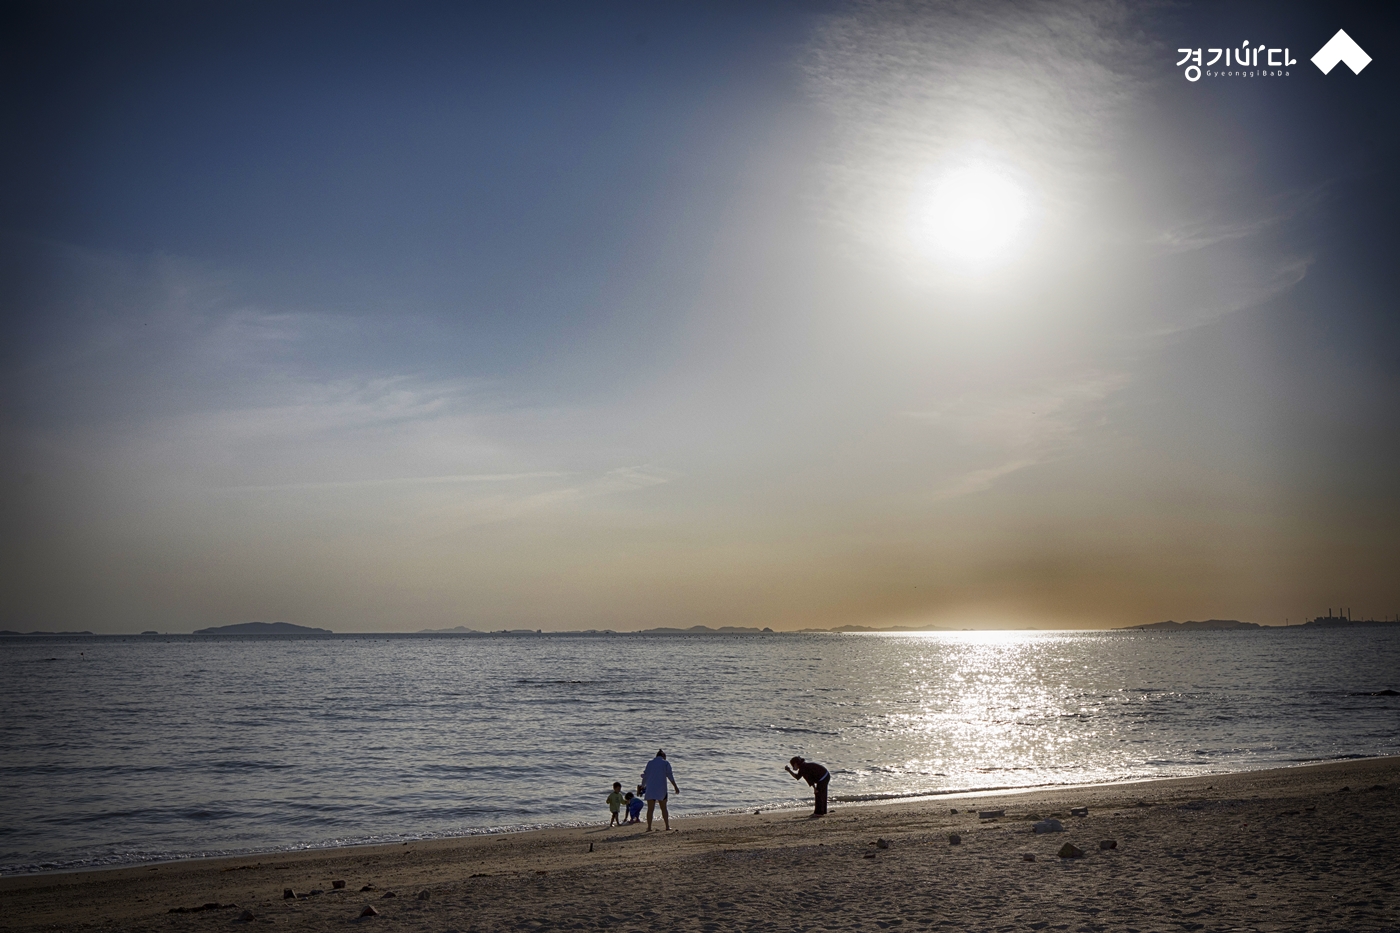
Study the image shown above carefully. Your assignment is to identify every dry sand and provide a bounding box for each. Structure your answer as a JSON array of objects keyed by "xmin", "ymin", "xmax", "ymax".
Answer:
[{"xmin": 3, "ymin": 757, "xmax": 1397, "ymax": 932}]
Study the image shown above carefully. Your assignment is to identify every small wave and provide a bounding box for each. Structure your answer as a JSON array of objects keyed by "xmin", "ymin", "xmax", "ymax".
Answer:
[
  {"xmin": 766, "ymin": 726, "xmax": 839, "ymax": 736},
  {"xmin": 1288, "ymin": 753, "xmax": 1378, "ymax": 763}
]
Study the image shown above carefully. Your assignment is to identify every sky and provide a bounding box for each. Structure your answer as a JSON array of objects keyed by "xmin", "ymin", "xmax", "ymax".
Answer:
[{"xmin": 2, "ymin": 0, "xmax": 1397, "ymax": 633}]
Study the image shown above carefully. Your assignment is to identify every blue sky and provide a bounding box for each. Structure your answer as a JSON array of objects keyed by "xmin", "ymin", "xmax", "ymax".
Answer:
[{"xmin": 3, "ymin": 0, "xmax": 1397, "ymax": 632}]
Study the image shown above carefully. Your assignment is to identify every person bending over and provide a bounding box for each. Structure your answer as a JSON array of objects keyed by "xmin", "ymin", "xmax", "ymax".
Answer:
[{"xmin": 785, "ymin": 756, "xmax": 831, "ymax": 817}]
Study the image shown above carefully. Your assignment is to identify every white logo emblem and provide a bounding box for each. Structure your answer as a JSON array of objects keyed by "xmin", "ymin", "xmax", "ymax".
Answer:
[{"xmin": 1312, "ymin": 29, "xmax": 1371, "ymax": 75}]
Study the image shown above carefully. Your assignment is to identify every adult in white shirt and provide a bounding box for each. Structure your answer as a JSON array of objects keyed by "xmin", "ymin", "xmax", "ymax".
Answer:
[{"xmin": 641, "ymin": 749, "xmax": 680, "ymax": 831}]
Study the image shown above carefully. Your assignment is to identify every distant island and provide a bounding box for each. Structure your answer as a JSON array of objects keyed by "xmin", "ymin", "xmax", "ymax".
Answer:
[
  {"xmin": 1123, "ymin": 619, "xmax": 1262, "ymax": 631},
  {"xmin": 0, "ymin": 630, "xmax": 95, "ymax": 637},
  {"xmin": 642, "ymin": 625, "xmax": 776, "ymax": 634},
  {"xmin": 192, "ymin": 622, "xmax": 334, "ymax": 635}
]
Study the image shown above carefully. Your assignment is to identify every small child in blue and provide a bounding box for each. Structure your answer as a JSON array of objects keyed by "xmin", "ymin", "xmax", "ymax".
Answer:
[{"xmin": 625, "ymin": 790, "xmax": 644, "ymax": 823}]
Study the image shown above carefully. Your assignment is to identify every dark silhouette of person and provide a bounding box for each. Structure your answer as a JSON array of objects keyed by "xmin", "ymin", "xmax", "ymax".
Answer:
[
  {"xmin": 641, "ymin": 749, "xmax": 680, "ymax": 831},
  {"xmin": 785, "ymin": 756, "xmax": 831, "ymax": 816}
]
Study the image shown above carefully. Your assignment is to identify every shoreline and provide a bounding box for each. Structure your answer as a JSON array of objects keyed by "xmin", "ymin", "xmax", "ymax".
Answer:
[
  {"xmin": 4, "ymin": 756, "xmax": 1397, "ymax": 931},
  {"xmin": 8, "ymin": 754, "xmax": 1394, "ymax": 880}
]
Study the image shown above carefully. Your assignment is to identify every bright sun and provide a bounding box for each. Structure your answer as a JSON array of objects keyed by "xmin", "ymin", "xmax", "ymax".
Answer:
[{"xmin": 909, "ymin": 163, "xmax": 1031, "ymax": 267}]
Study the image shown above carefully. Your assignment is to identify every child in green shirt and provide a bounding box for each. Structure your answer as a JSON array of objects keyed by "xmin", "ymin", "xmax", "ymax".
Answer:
[{"xmin": 606, "ymin": 782, "xmax": 625, "ymax": 826}]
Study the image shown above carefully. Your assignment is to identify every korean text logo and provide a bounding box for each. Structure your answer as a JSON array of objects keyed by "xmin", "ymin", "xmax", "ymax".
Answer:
[{"xmin": 1177, "ymin": 41, "xmax": 1296, "ymax": 82}]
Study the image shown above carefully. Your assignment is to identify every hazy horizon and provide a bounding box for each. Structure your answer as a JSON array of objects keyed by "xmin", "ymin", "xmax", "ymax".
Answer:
[{"xmin": 4, "ymin": 1, "xmax": 1397, "ymax": 634}]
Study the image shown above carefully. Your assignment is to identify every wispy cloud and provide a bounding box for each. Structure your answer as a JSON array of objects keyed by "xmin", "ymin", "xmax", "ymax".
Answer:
[
  {"xmin": 11, "ymin": 241, "xmax": 680, "ymax": 541},
  {"xmin": 905, "ymin": 371, "xmax": 1129, "ymax": 499}
]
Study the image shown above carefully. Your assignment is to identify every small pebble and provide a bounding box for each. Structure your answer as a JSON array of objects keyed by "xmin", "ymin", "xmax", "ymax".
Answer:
[
  {"xmin": 416, "ymin": 890, "xmax": 431, "ymax": 900},
  {"xmin": 948, "ymin": 833, "xmax": 961, "ymax": 845},
  {"xmin": 239, "ymin": 909, "xmax": 255, "ymax": 921},
  {"xmin": 1099, "ymin": 839, "xmax": 1117, "ymax": 850},
  {"xmin": 1057, "ymin": 842, "xmax": 1085, "ymax": 859},
  {"xmin": 875, "ymin": 838, "xmax": 890, "ymax": 849},
  {"xmin": 361, "ymin": 884, "xmax": 376, "ymax": 892},
  {"xmin": 283, "ymin": 889, "xmax": 295, "ymax": 899},
  {"xmin": 332, "ymin": 880, "xmax": 346, "ymax": 889},
  {"xmin": 360, "ymin": 905, "xmax": 379, "ymax": 917},
  {"xmin": 1022, "ymin": 853, "xmax": 1036, "ymax": 862}
]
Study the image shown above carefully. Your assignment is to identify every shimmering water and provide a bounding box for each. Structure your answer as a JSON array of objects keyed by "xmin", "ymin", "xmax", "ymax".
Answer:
[{"xmin": 2, "ymin": 629, "xmax": 1398, "ymax": 874}]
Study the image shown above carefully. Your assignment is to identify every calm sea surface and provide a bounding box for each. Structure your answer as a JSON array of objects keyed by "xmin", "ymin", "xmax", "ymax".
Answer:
[{"xmin": 2, "ymin": 629, "xmax": 1398, "ymax": 874}]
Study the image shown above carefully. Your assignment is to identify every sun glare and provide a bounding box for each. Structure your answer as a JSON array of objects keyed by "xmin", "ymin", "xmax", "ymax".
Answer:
[{"xmin": 909, "ymin": 163, "xmax": 1031, "ymax": 267}]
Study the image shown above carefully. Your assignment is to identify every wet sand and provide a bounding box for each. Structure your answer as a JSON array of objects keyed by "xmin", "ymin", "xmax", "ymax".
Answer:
[{"xmin": 2, "ymin": 756, "xmax": 1397, "ymax": 932}]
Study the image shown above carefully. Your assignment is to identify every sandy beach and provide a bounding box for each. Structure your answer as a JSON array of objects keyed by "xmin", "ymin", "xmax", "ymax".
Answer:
[{"xmin": 3, "ymin": 757, "xmax": 1397, "ymax": 932}]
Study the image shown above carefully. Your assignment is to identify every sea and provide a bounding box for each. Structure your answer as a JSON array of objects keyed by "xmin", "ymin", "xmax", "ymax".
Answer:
[{"xmin": 2, "ymin": 628, "xmax": 1398, "ymax": 875}]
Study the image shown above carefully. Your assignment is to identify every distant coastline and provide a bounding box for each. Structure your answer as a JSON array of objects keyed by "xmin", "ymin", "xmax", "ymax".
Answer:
[
  {"xmin": 0, "ymin": 630, "xmax": 95, "ymax": 637},
  {"xmin": 414, "ymin": 623, "xmax": 952, "ymax": 635},
  {"xmin": 1122, "ymin": 616, "xmax": 1400, "ymax": 631},
  {"xmin": 5, "ymin": 618, "xmax": 1398, "ymax": 638},
  {"xmin": 1122, "ymin": 619, "xmax": 1263, "ymax": 631}
]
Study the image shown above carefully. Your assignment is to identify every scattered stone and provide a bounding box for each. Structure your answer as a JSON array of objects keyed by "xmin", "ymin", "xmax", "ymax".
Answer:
[
  {"xmin": 310, "ymin": 889, "xmax": 324, "ymax": 896},
  {"xmin": 1339, "ymin": 786, "xmax": 1350, "ymax": 793},
  {"xmin": 1367, "ymin": 784, "xmax": 1387, "ymax": 792},
  {"xmin": 416, "ymin": 890, "xmax": 431, "ymax": 900},
  {"xmin": 1070, "ymin": 807, "xmax": 1088, "ymax": 817},
  {"xmin": 863, "ymin": 852, "xmax": 876, "ymax": 859},
  {"xmin": 588, "ymin": 842, "xmax": 594, "ymax": 852},
  {"xmin": 1099, "ymin": 839, "xmax": 1117, "ymax": 850},
  {"xmin": 283, "ymin": 889, "xmax": 296, "ymax": 899},
  {"xmin": 360, "ymin": 905, "xmax": 379, "ymax": 917},
  {"xmin": 333, "ymin": 880, "xmax": 346, "ymax": 889},
  {"xmin": 1022, "ymin": 853, "xmax": 1036, "ymax": 862},
  {"xmin": 978, "ymin": 809, "xmax": 1005, "ymax": 820},
  {"xmin": 1057, "ymin": 843, "xmax": 1085, "ymax": 859},
  {"xmin": 1136, "ymin": 801, "xmax": 1150, "ymax": 807},
  {"xmin": 876, "ymin": 838, "xmax": 890, "ymax": 849},
  {"xmin": 948, "ymin": 833, "xmax": 961, "ymax": 845},
  {"xmin": 239, "ymin": 909, "xmax": 256, "ymax": 921},
  {"xmin": 949, "ymin": 808, "xmax": 958, "ymax": 814},
  {"xmin": 381, "ymin": 891, "xmax": 398, "ymax": 898},
  {"xmin": 1033, "ymin": 819, "xmax": 1065, "ymax": 834},
  {"xmin": 361, "ymin": 884, "xmax": 376, "ymax": 892},
  {"xmin": 754, "ymin": 809, "xmax": 761, "ymax": 815}
]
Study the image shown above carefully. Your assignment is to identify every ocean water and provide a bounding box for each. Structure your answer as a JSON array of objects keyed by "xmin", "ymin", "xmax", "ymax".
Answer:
[{"xmin": 1, "ymin": 629, "xmax": 1398, "ymax": 875}]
